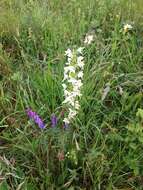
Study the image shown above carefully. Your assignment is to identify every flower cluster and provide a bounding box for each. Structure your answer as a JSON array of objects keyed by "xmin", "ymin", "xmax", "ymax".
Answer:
[
  {"xmin": 26, "ymin": 108, "xmax": 45, "ymax": 129},
  {"xmin": 84, "ymin": 34, "xmax": 94, "ymax": 45},
  {"xmin": 123, "ymin": 24, "xmax": 133, "ymax": 33},
  {"xmin": 62, "ymin": 47, "xmax": 85, "ymax": 125}
]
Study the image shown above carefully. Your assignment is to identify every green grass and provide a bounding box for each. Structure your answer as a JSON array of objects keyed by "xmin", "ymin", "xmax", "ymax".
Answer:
[{"xmin": 0, "ymin": 0, "xmax": 143, "ymax": 189}]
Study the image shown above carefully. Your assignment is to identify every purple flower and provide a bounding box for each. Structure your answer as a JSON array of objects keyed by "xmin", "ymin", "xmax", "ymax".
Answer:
[
  {"xmin": 51, "ymin": 114, "xmax": 58, "ymax": 128},
  {"xmin": 26, "ymin": 108, "xmax": 45, "ymax": 129}
]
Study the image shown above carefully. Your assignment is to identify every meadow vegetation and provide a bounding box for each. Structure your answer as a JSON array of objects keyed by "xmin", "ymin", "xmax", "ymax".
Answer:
[{"xmin": 0, "ymin": 0, "xmax": 143, "ymax": 189}]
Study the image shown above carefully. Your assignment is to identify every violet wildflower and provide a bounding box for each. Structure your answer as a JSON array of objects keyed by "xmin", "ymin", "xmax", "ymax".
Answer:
[
  {"xmin": 26, "ymin": 108, "xmax": 45, "ymax": 129},
  {"xmin": 51, "ymin": 114, "xmax": 58, "ymax": 128}
]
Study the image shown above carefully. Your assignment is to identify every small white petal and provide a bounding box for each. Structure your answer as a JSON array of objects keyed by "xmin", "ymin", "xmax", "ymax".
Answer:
[
  {"xmin": 64, "ymin": 66, "xmax": 76, "ymax": 73},
  {"xmin": 68, "ymin": 108, "xmax": 77, "ymax": 119},
  {"xmin": 84, "ymin": 34, "xmax": 94, "ymax": 45},
  {"xmin": 64, "ymin": 90, "xmax": 71, "ymax": 96},
  {"xmin": 123, "ymin": 24, "xmax": 133, "ymax": 32},
  {"xmin": 74, "ymin": 80, "xmax": 83, "ymax": 88},
  {"xmin": 78, "ymin": 71, "xmax": 83, "ymax": 78},
  {"xmin": 68, "ymin": 78, "xmax": 77, "ymax": 84},
  {"xmin": 63, "ymin": 118, "xmax": 70, "ymax": 124},
  {"xmin": 63, "ymin": 73, "xmax": 68, "ymax": 80},
  {"xmin": 75, "ymin": 101, "xmax": 80, "ymax": 109},
  {"xmin": 77, "ymin": 56, "xmax": 84, "ymax": 63},
  {"xmin": 77, "ymin": 56, "xmax": 84, "ymax": 68},
  {"xmin": 62, "ymin": 84, "xmax": 67, "ymax": 89},
  {"xmin": 65, "ymin": 49, "xmax": 73, "ymax": 57},
  {"xmin": 77, "ymin": 47, "xmax": 84, "ymax": 54},
  {"xmin": 65, "ymin": 62, "xmax": 70, "ymax": 66}
]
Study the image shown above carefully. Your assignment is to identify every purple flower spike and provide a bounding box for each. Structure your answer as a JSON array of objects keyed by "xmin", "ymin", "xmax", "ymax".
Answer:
[
  {"xmin": 26, "ymin": 109, "xmax": 35, "ymax": 119},
  {"xmin": 51, "ymin": 114, "xmax": 58, "ymax": 128},
  {"xmin": 26, "ymin": 108, "xmax": 46, "ymax": 129}
]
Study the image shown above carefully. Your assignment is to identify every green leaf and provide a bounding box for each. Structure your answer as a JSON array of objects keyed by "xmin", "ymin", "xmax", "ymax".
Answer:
[
  {"xmin": 0, "ymin": 181, "xmax": 9, "ymax": 190},
  {"xmin": 136, "ymin": 108, "xmax": 143, "ymax": 119}
]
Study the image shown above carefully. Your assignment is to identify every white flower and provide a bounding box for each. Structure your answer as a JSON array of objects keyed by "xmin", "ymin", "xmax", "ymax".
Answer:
[
  {"xmin": 64, "ymin": 90, "xmax": 71, "ymax": 97},
  {"xmin": 123, "ymin": 24, "xmax": 133, "ymax": 33},
  {"xmin": 73, "ymin": 84, "xmax": 80, "ymax": 91},
  {"xmin": 78, "ymin": 61, "xmax": 84, "ymax": 68},
  {"xmin": 74, "ymin": 80, "xmax": 83, "ymax": 88},
  {"xmin": 84, "ymin": 34, "xmax": 94, "ymax": 45},
  {"xmin": 77, "ymin": 47, "xmax": 84, "ymax": 54},
  {"xmin": 68, "ymin": 78, "xmax": 78, "ymax": 84},
  {"xmin": 75, "ymin": 101, "xmax": 80, "ymax": 110},
  {"xmin": 72, "ymin": 91, "xmax": 82, "ymax": 97},
  {"xmin": 77, "ymin": 56, "xmax": 84, "ymax": 62},
  {"xmin": 77, "ymin": 56, "xmax": 84, "ymax": 68},
  {"xmin": 64, "ymin": 66, "xmax": 75, "ymax": 73},
  {"xmin": 62, "ymin": 48, "xmax": 85, "ymax": 125},
  {"xmin": 62, "ymin": 84, "xmax": 67, "ymax": 90},
  {"xmin": 65, "ymin": 62, "xmax": 70, "ymax": 66},
  {"xmin": 68, "ymin": 108, "xmax": 77, "ymax": 119},
  {"xmin": 65, "ymin": 48, "xmax": 73, "ymax": 57},
  {"xmin": 78, "ymin": 71, "xmax": 83, "ymax": 78},
  {"xmin": 63, "ymin": 118, "xmax": 70, "ymax": 124},
  {"xmin": 63, "ymin": 96, "xmax": 74, "ymax": 106},
  {"xmin": 68, "ymin": 57, "xmax": 72, "ymax": 62},
  {"xmin": 63, "ymin": 73, "xmax": 68, "ymax": 80},
  {"xmin": 65, "ymin": 57, "xmax": 72, "ymax": 66}
]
